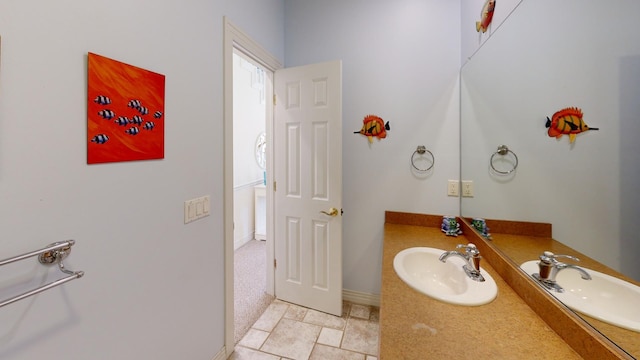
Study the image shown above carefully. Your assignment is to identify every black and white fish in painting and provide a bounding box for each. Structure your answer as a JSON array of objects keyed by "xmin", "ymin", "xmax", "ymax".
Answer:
[
  {"xmin": 90, "ymin": 134, "xmax": 109, "ymax": 144},
  {"xmin": 114, "ymin": 116, "xmax": 129, "ymax": 126},
  {"xmin": 94, "ymin": 95, "xmax": 111, "ymax": 105},
  {"xmin": 98, "ymin": 109, "xmax": 116, "ymax": 119},
  {"xmin": 130, "ymin": 115, "xmax": 144, "ymax": 126},
  {"xmin": 128, "ymin": 99, "xmax": 142, "ymax": 109},
  {"xmin": 90, "ymin": 95, "xmax": 162, "ymax": 146},
  {"xmin": 125, "ymin": 126, "xmax": 140, "ymax": 135}
]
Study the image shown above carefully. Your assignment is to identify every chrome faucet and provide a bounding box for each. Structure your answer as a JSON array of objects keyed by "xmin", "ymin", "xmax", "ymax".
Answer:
[
  {"xmin": 532, "ymin": 251, "xmax": 592, "ymax": 292},
  {"xmin": 439, "ymin": 243, "xmax": 485, "ymax": 282}
]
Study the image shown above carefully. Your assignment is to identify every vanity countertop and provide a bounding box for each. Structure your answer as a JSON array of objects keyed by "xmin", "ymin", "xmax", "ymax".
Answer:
[
  {"xmin": 490, "ymin": 231, "xmax": 640, "ymax": 358},
  {"xmin": 380, "ymin": 218, "xmax": 582, "ymax": 359}
]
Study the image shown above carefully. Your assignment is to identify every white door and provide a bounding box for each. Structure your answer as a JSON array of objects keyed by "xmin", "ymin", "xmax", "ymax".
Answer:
[{"xmin": 274, "ymin": 60, "xmax": 342, "ymax": 316}]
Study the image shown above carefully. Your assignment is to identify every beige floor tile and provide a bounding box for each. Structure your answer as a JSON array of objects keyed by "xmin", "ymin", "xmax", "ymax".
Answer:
[
  {"xmin": 283, "ymin": 303, "xmax": 308, "ymax": 321},
  {"xmin": 260, "ymin": 318, "xmax": 321, "ymax": 360},
  {"xmin": 303, "ymin": 309, "xmax": 346, "ymax": 330},
  {"xmin": 237, "ymin": 301, "xmax": 380, "ymax": 360},
  {"xmin": 369, "ymin": 307, "xmax": 379, "ymax": 322},
  {"xmin": 342, "ymin": 301, "xmax": 352, "ymax": 317},
  {"xmin": 341, "ymin": 318, "xmax": 379, "ymax": 356},
  {"xmin": 238, "ymin": 328, "xmax": 270, "ymax": 350},
  {"xmin": 317, "ymin": 327, "xmax": 343, "ymax": 347},
  {"xmin": 229, "ymin": 346, "xmax": 281, "ymax": 360},
  {"xmin": 349, "ymin": 304, "xmax": 371, "ymax": 319},
  {"xmin": 252, "ymin": 301, "xmax": 289, "ymax": 332},
  {"xmin": 309, "ymin": 344, "xmax": 366, "ymax": 360}
]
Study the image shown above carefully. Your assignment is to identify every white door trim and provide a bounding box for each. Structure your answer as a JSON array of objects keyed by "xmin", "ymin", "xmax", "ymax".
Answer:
[{"xmin": 223, "ymin": 17, "xmax": 282, "ymax": 355}]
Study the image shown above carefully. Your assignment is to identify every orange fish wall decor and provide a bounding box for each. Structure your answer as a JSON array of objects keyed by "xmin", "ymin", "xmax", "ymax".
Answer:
[
  {"xmin": 476, "ymin": 0, "xmax": 496, "ymax": 33},
  {"xmin": 354, "ymin": 115, "xmax": 390, "ymax": 143},
  {"xmin": 546, "ymin": 107, "xmax": 599, "ymax": 144}
]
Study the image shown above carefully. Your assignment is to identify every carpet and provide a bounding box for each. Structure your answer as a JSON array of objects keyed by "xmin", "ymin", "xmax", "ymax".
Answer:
[{"xmin": 234, "ymin": 239, "xmax": 275, "ymax": 344}]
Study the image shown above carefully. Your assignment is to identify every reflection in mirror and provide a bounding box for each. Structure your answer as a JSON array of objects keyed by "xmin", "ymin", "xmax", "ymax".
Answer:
[
  {"xmin": 255, "ymin": 131, "xmax": 266, "ymax": 169},
  {"xmin": 460, "ymin": 0, "xmax": 640, "ymax": 357}
]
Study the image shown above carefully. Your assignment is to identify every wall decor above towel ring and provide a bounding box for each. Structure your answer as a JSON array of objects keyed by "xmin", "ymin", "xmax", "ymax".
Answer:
[
  {"xmin": 490, "ymin": 145, "xmax": 518, "ymax": 175},
  {"xmin": 411, "ymin": 145, "xmax": 435, "ymax": 172}
]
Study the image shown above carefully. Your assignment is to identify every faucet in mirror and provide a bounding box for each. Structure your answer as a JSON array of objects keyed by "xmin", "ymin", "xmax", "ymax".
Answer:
[{"xmin": 529, "ymin": 251, "xmax": 591, "ymax": 293}]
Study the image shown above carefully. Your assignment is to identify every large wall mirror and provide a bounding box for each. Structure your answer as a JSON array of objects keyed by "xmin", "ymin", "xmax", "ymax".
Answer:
[{"xmin": 461, "ymin": 0, "xmax": 640, "ymax": 357}]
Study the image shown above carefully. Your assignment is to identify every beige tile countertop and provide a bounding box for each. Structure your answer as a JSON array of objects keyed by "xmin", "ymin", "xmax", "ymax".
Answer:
[{"xmin": 379, "ymin": 214, "xmax": 582, "ymax": 359}]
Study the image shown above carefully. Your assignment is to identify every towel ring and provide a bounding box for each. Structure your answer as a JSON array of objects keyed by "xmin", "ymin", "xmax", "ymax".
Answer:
[
  {"xmin": 411, "ymin": 145, "xmax": 435, "ymax": 172},
  {"xmin": 490, "ymin": 145, "xmax": 518, "ymax": 175}
]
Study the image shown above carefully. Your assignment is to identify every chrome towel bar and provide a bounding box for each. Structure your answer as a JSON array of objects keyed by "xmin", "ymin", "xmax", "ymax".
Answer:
[{"xmin": 0, "ymin": 240, "xmax": 84, "ymax": 308}]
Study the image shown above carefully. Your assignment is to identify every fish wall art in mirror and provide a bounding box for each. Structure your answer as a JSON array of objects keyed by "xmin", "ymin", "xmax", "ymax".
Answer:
[
  {"xmin": 476, "ymin": 0, "xmax": 496, "ymax": 33},
  {"xmin": 87, "ymin": 52, "xmax": 165, "ymax": 164},
  {"xmin": 546, "ymin": 107, "xmax": 599, "ymax": 144}
]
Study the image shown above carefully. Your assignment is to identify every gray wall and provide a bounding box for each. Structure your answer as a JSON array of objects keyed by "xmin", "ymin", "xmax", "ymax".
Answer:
[
  {"xmin": 0, "ymin": 0, "xmax": 283, "ymax": 359},
  {"xmin": 284, "ymin": 0, "xmax": 462, "ymax": 294}
]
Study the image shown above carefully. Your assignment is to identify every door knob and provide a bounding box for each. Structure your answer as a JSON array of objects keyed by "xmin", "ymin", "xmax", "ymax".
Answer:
[{"xmin": 320, "ymin": 207, "xmax": 339, "ymax": 217}]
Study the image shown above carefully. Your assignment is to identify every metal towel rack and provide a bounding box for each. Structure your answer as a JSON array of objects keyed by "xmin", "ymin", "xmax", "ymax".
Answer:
[
  {"xmin": 411, "ymin": 145, "xmax": 435, "ymax": 172},
  {"xmin": 490, "ymin": 145, "xmax": 519, "ymax": 175},
  {"xmin": 0, "ymin": 240, "xmax": 84, "ymax": 308}
]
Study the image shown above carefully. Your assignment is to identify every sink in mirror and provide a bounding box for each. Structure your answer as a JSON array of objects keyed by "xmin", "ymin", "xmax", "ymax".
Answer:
[
  {"xmin": 393, "ymin": 247, "xmax": 497, "ymax": 306},
  {"xmin": 521, "ymin": 260, "xmax": 640, "ymax": 333}
]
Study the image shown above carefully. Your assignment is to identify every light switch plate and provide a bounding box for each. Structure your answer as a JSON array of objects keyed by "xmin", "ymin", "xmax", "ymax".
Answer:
[{"xmin": 184, "ymin": 195, "xmax": 211, "ymax": 224}]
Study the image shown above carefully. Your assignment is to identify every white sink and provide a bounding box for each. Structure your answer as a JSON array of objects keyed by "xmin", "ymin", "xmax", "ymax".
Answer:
[
  {"xmin": 393, "ymin": 247, "xmax": 498, "ymax": 306},
  {"xmin": 521, "ymin": 261, "xmax": 640, "ymax": 332}
]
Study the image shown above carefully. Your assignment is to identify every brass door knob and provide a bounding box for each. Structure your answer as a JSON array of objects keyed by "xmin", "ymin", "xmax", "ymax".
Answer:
[{"xmin": 320, "ymin": 207, "xmax": 339, "ymax": 217}]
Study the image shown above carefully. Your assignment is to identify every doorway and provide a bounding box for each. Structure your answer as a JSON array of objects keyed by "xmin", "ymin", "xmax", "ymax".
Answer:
[
  {"xmin": 223, "ymin": 17, "xmax": 282, "ymax": 354},
  {"xmin": 232, "ymin": 49, "xmax": 274, "ymax": 343},
  {"xmin": 223, "ymin": 18, "xmax": 344, "ymax": 356}
]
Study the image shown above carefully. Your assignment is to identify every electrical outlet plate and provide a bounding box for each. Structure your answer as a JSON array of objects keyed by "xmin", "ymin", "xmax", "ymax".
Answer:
[
  {"xmin": 447, "ymin": 180, "xmax": 459, "ymax": 196},
  {"xmin": 184, "ymin": 195, "xmax": 211, "ymax": 224},
  {"xmin": 462, "ymin": 180, "xmax": 474, "ymax": 197}
]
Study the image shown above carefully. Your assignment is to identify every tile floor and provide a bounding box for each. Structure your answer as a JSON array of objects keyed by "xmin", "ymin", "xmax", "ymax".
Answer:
[{"xmin": 231, "ymin": 300, "xmax": 379, "ymax": 360}]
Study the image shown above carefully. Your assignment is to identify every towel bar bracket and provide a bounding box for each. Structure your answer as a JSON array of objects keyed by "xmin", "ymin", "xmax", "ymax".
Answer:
[{"xmin": 38, "ymin": 240, "xmax": 74, "ymax": 266}]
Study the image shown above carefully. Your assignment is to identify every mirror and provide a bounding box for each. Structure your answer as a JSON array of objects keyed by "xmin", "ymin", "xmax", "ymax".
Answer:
[
  {"xmin": 255, "ymin": 131, "xmax": 266, "ymax": 169},
  {"xmin": 460, "ymin": 0, "xmax": 640, "ymax": 357}
]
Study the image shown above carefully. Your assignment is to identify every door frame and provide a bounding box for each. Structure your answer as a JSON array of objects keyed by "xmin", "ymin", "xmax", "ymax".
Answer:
[{"xmin": 223, "ymin": 17, "xmax": 282, "ymax": 354}]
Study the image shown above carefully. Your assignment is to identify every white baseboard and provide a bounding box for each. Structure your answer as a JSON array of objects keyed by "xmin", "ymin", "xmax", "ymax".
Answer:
[
  {"xmin": 212, "ymin": 346, "xmax": 227, "ymax": 360},
  {"xmin": 233, "ymin": 233, "xmax": 255, "ymax": 251},
  {"xmin": 343, "ymin": 289, "xmax": 380, "ymax": 307}
]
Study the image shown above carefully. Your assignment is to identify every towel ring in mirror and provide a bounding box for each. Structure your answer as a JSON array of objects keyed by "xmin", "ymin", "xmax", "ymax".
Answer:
[
  {"xmin": 490, "ymin": 145, "xmax": 518, "ymax": 175},
  {"xmin": 411, "ymin": 145, "xmax": 435, "ymax": 172}
]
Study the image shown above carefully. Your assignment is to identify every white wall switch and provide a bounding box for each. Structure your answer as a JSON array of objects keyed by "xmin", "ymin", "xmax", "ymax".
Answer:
[
  {"xmin": 184, "ymin": 195, "xmax": 212, "ymax": 224},
  {"xmin": 203, "ymin": 195, "xmax": 210, "ymax": 215},
  {"xmin": 184, "ymin": 201, "xmax": 191, "ymax": 224}
]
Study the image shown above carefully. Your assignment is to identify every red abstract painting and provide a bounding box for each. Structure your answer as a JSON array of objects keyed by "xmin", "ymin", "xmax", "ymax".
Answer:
[{"xmin": 87, "ymin": 52, "xmax": 165, "ymax": 164}]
